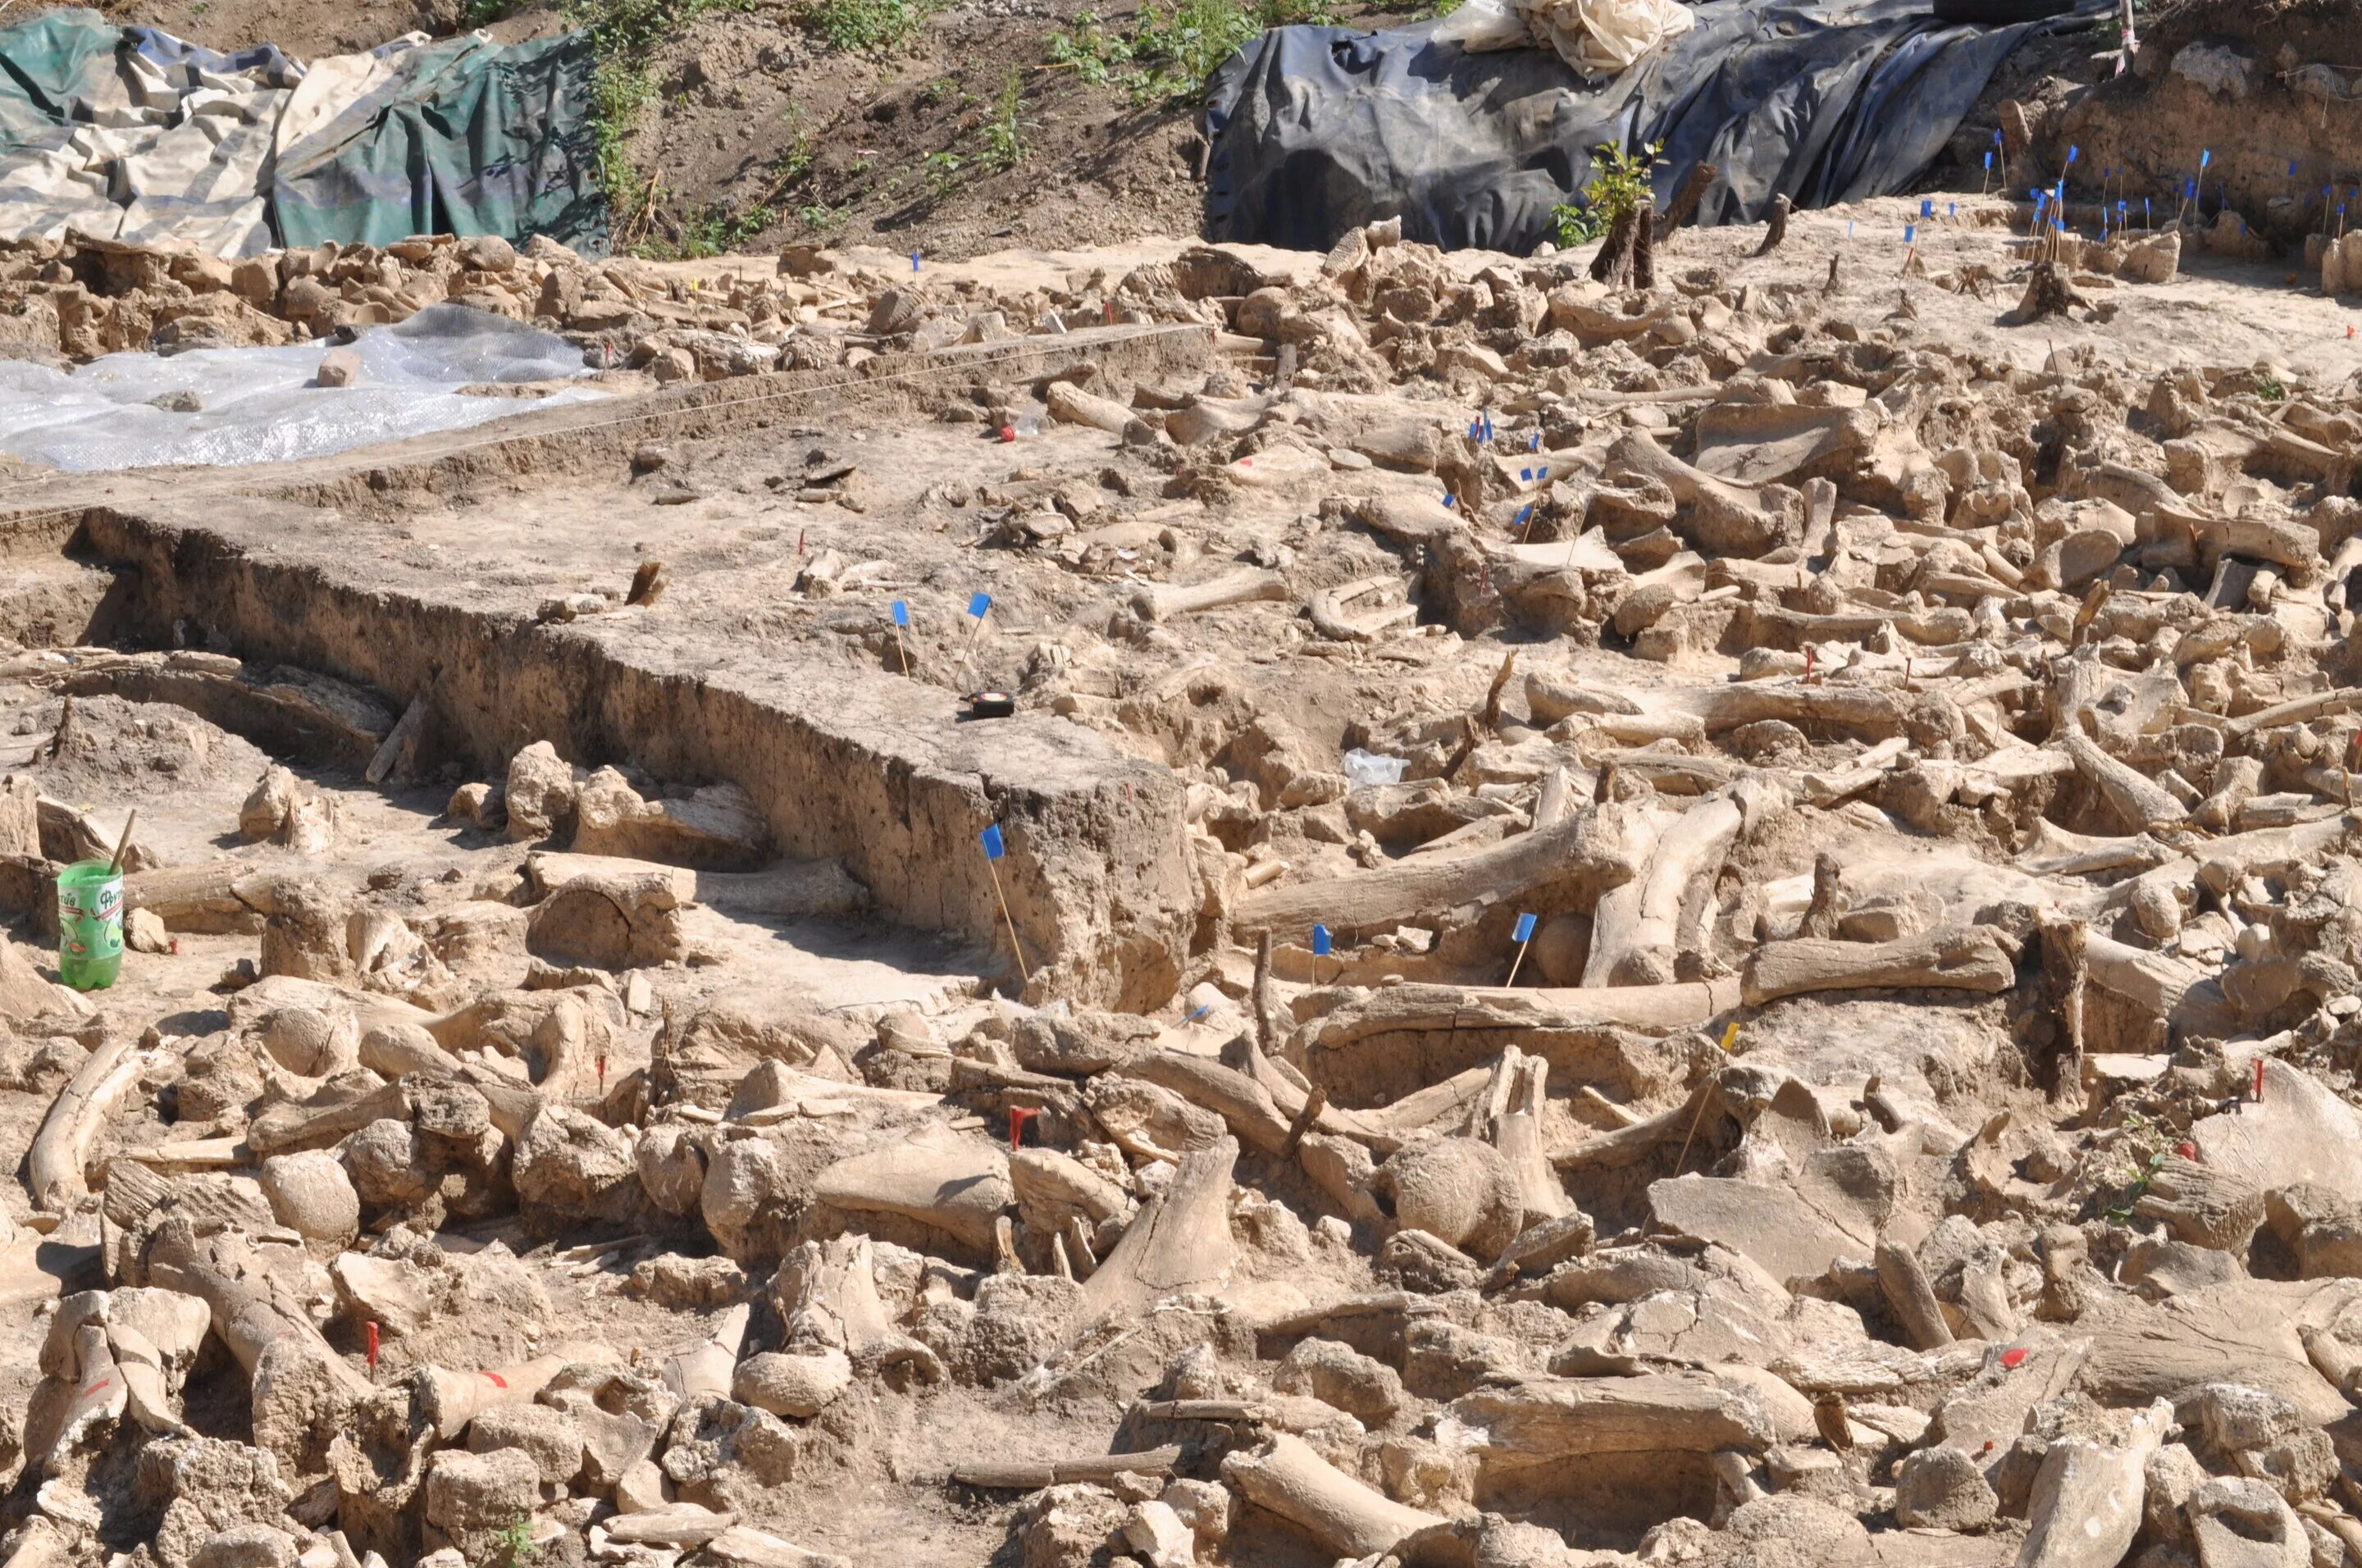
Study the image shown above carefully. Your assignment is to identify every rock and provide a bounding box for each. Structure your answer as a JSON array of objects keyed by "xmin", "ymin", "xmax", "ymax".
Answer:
[
  {"xmin": 458, "ymin": 235, "xmax": 517, "ymax": 273},
  {"xmin": 1014, "ymin": 1483, "xmax": 1126, "ymax": 1568},
  {"xmin": 513, "ymin": 1104, "xmax": 645, "ymax": 1224},
  {"xmin": 258, "ymin": 1005, "xmax": 350, "ymax": 1077},
  {"xmin": 314, "ymin": 346, "xmax": 361, "ymax": 388},
  {"xmin": 867, "ymin": 289, "xmax": 923, "ymax": 336},
  {"xmin": 2187, "ymin": 1476, "xmax": 2309, "ymax": 1568},
  {"xmin": 572, "ymin": 768, "xmax": 768, "ymax": 868},
  {"xmin": 239, "ymin": 765, "xmax": 299, "ymax": 841},
  {"xmin": 526, "ymin": 869, "xmax": 685, "ymax": 968},
  {"xmin": 701, "ymin": 1526, "xmax": 850, "ymax": 1568},
  {"xmin": 126, "ymin": 906, "xmax": 170, "ymax": 954},
  {"xmin": 258, "ymin": 1151, "xmax": 359, "ymax": 1244},
  {"xmin": 1892, "ymin": 1444, "xmax": 1998, "ymax": 1530},
  {"xmin": 448, "ymin": 781, "xmax": 504, "ymax": 829},
  {"xmin": 424, "ymin": 1446, "xmax": 541, "ymax": 1530},
  {"xmin": 468, "ymin": 1402, "xmax": 586, "ymax": 1488},
  {"xmin": 147, "ymin": 1438, "xmax": 294, "ymax": 1568},
  {"xmin": 1271, "ymin": 1337, "xmax": 1406, "ymax": 1428},
  {"xmin": 616, "ymin": 1456, "xmax": 670, "ymax": 1513},
  {"xmin": 189, "ymin": 1525, "xmax": 297, "ymax": 1568},
  {"xmin": 631, "ymin": 1252, "xmax": 748, "ymax": 1309},
  {"xmin": 330, "ymin": 1251, "xmax": 437, "ymax": 1337},
  {"xmin": 1122, "ymin": 1500, "xmax": 1193, "ymax": 1568},
  {"xmin": 342, "ymin": 1117, "xmax": 434, "ymax": 1207},
  {"xmin": 1379, "ymin": 1137, "xmax": 1522, "ymax": 1261},
  {"xmin": 733, "ymin": 1350, "xmax": 854, "ymax": 1418},
  {"xmin": 504, "ymin": 741, "xmax": 580, "ymax": 842},
  {"xmin": 0, "ymin": 936, "xmax": 92, "ymax": 1021}
]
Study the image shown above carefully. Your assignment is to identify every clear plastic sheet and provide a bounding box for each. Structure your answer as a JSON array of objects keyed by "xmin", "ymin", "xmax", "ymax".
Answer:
[{"xmin": 0, "ymin": 303, "xmax": 599, "ymax": 472}]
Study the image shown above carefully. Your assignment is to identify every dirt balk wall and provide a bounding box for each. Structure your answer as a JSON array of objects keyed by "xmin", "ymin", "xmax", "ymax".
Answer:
[
  {"xmin": 2049, "ymin": 24, "xmax": 2362, "ymax": 245},
  {"xmin": 77, "ymin": 495, "xmax": 1201, "ymax": 1012}
]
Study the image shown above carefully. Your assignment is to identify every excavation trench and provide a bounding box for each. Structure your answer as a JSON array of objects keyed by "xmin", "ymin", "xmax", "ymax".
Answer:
[{"xmin": 0, "ymin": 323, "xmax": 1225, "ymax": 1011}]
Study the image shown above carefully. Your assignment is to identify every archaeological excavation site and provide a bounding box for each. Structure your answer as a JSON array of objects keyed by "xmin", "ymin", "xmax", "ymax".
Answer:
[{"xmin": 0, "ymin": 0, "xmax": 2360, "ymax": 1564}]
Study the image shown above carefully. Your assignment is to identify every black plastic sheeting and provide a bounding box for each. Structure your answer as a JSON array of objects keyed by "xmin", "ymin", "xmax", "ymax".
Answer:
[{"xmin": 1203, "ymin": 0, "xmax": 2106, "ymax": 254}]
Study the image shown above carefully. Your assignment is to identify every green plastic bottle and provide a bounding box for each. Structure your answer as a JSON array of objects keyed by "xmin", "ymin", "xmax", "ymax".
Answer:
[{"xmin": 57, "ymin": 859, "xmax": 124, "ymax": 991}]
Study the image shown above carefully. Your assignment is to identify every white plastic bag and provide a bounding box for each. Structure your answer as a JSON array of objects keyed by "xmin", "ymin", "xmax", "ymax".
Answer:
[
  {"xmin": 1449, "ymin": 0, "xmax": 1694, "ymax": 78},
  {"xmin": 1433, "ymin": 0, "xmax": 1535, "ymax": 54}
]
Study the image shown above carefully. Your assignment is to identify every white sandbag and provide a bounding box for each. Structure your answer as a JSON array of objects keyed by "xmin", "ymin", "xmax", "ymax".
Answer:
[{"xmin": 1436, "ymin": 0, "xmax": 1694, "ymax": 79}]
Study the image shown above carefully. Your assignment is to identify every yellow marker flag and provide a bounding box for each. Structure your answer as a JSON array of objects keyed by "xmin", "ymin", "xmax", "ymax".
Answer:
[{"xmin": 1719, "ymin": 1022, "xmax": 1740, "ymax": 1054}]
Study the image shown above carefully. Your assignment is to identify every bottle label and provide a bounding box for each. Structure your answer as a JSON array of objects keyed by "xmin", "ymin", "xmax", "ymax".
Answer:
[{"xmin": 59, "ymin": 875, "xmax": 123, "ymax": 964}]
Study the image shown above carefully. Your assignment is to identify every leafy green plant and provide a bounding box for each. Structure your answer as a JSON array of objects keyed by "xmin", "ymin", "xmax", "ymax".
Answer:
[
  {"xmin": 2257, "ymin": 374, "xmax": 2288, "ymax": 404},
  {"xmin": 495, "ymin": 1515, "xmax": 538, "ymax": 1568},
  {"xmin": 1550, "ymin": 202, "xmax": 1606, "ymax": 247},
  {"xmin": 981, "ymin": 69, "xmax": 1035, "ymax": 172},
  {"xmin": 798, "ymin": 0, "xmax": 939, "ymax": 52},
  {"xmin": 797, "ymin": 201, "xmax": 847, "ymax": 232},
  {"xmin": 2099, "ymin": 1110, "xmax": 2171, "ymax": 1222},
  {"xmin": 1581, "ymin": 139, "xmax": 1658, "ymax": 225},
  {"xmin": 1047, "ymin": 12, "xmax": 1133, "ymax": 84},
  {"xmin": 923, "ymin": 150, "xmax": 965, "ymax": 197},
  {"xmin": 1545, "ymin": 142, "xmax": 1655, "ymax": 252},
  {"xmin": 1125, "ymin": 0, "xmax": 1264, "ymax": 102},
  {"xmin": 462, "ymin": 0, "xmax": 512, "ymax": 26},
  {"xmin": 562, "ymin": 0, "xmax": 759, "ymax": 248}
]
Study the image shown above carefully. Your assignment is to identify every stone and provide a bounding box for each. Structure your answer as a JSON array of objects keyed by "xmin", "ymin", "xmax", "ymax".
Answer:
[
  {"xmin": 258, "ymin": 1005, "xmax": 349, "ymax": 1077},
  {"xmin": 258, "ymin": 1151, "xmax": 359, "ymax": 1244},
  {"xmin": 458, "ymin": 235, "xmax": 518, "ymax": 273},
  {"xmin": 504, "ymin": 741, "xmax": 580, "ymax": 842},
  {"xmin": 239, "ymin": 765, "xmax": 299, "ymax": 841},
  {"xmin": 1892, "ymin": 1444, "xmax": 1998, "ymax": 1531},
  {"xmin": 126, "ymin": 906, "xmax": 170, "ymax": 954},
  {"xmin": 616, "ymin": 1456, "xmax": 671, "ymax": 1513},
  {"xmin": 513, "ymin": 1104, "xmax": 644, "ymax": 1224},
  {"xmin": 189, "ymin": 1526, "xmax": 297, "ymax": 1568},
  {"xmin": 2187, "ymin": 1476, "xmax": 2309, "ymax": 1568},
  {"xmin": 733, "ymin": 1350, "xmax": 854, "ymax": 1419},
  {"xmin": 1122, "ymin": 1500, "xmax": 1193, "ymax": 1568},
  {"xmin": 1271, "ymin": 1337, "xmax": 1405, "ymax": 1428},
  {"xmin": 468, "ymin": 1402, "xmax": 586, "ymax": 1489},
  {"xmin": 313, "ymin": 346, "xmax": 361, "ymax": 388},
  {"xmin": 1379, "ymin": 1137, "xmax": 1522, "ymax": 1261},
  {"xmin": 526, "ymin": 870, "xmax": 685, "ymax": 968},
  {"xmin": 424, "ymin": 1446, "xmax": 540, "ymax": 1531},
  {"xmin": 342, "ymin": 1118, "xmax": 433, "ymax": 1207}
]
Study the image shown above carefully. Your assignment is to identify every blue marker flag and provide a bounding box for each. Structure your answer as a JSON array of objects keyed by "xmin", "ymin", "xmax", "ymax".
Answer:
[
  {"xmin": 1539, "ymin": 465, "xmax": 1549, "ymax": 479},
  {"xmin": 1921, "ymin": 198, "xmax": 1933, "ymax": 218},
  {"xmin": 1984, "ymin": 151, "xmax": 1993, "ymax": 170},
  {"xmin": 1949, "ymin": 202, "xmax": 1957, "ymax": 217},
  {"xmin": 2291, "ymin": 159, "xmax": 2300, "ymax": 177},
  {"xmin": 1512, "ymin": 913, "xmax": 1538, "ymax": 943},
  {"xmin": 1904, "ymin": 223, "xmax": 1917, "ymax": 244},
  {"xmin": 1516, "ymin": 504, "xmax": 1533, "ymax": 524},
  {"xmin": 911, "ymin": 252, "xmax": 921, "ymax": 272},
  {"xmin": 1443, "ymin": 494, "xmax": 1456, "ymax": 510},
  {"xmin": 2200, "ymin": 148, "xmax": 2211, "ymax": 169},
  {"xmin": 1520, "ymin": 467, "xmax": 1533, "ymax": 481},
  {"xmin": 979, "ymin": 824, "xmax": 1005, "ymax": 860},
  {"xmin": 1311, "ymin": 924, "xmax": 1332, "ymax": 957},
  {"xmin": 2066, "ymin": 144, "xmax": 2078, "ymax": 164},
  {"xmin": 1529, "ymin": 433, "xmax": 1540, "ymax": 451},
  {"xmin": 968, "ymin": 591, "xmax": 992, "ymax": 619},
  {"xmin": 891, "ymin": 599, "xmax": 910, "ymax": 627}
]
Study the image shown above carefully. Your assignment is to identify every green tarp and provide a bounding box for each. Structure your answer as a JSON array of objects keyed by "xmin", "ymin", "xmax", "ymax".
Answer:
[
  {"xmin": 271, "ymin": 30, "xmax": 606, "ymax": 253},
  {"xmin": 0, "ymin": 9, "xmax": 608, "ymax": 257}
]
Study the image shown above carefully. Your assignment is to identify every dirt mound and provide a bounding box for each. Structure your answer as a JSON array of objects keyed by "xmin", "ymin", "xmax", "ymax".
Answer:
[
  {"xmin": 2141, "ymin": 0, "xmax": 2362, "ymax": 64},
  {"xmin": 106, "ymin": 0, "xmax": 1288, "ymax": 261}
]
